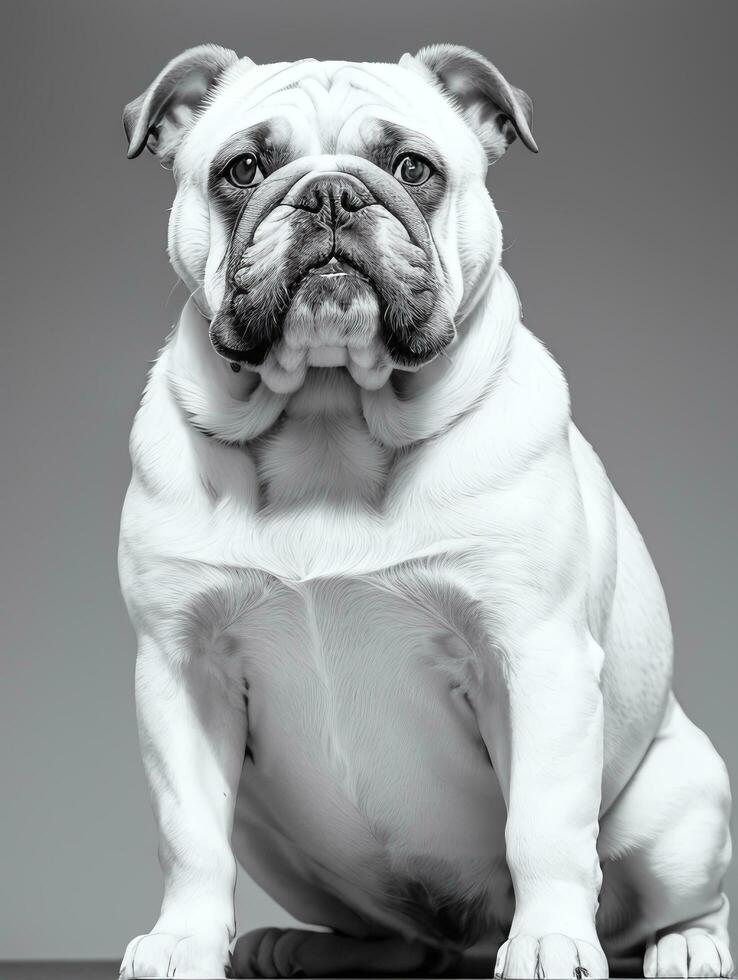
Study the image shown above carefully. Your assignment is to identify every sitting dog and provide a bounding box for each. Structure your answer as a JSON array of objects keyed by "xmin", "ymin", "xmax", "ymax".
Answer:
[{"xmin": 118, "ymin": 44, "xmax": 733, "ymax": 979}]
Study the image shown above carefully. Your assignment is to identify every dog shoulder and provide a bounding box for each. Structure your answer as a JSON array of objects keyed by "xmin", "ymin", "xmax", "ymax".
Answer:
[
  {"xmin": 125, "ymin": 343, "xmax": 260, "ymax": 512},
  {"xmin": 118, "ymin": 342, "xmax": 264, "ymax": 619}
]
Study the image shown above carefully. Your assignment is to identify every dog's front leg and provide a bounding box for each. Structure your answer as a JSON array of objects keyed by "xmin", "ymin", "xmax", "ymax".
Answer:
[
  {"xmin": 119, "ymin": 635, "xmax": 246, "ymax": 979},
  {"xmin": 480, "ymin": 620, "xmax": 609, "ymax": 979}
]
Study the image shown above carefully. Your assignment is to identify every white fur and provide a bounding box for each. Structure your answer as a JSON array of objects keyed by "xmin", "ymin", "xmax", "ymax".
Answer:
[{"xmin": 119, "ymin": 55, "xmax": 732, "ymax": 980}]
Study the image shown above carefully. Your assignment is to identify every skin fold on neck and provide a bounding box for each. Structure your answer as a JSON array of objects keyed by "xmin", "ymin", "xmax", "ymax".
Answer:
[{"xmin": 165, "ymin": 265, "xmax": 522, "ymax": 452}]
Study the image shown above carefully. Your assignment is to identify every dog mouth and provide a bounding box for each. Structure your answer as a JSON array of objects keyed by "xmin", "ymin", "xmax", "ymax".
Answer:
[
  {"xmin": 304, "ymin": 256, "xmax": 371, "ymax": 283},
  {"xmin": 258, "ymin": 251, "xmax": 388, "ymax": 393}
]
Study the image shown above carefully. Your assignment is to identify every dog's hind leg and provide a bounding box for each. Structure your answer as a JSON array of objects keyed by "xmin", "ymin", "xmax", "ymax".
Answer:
[
  {"xmin": 231, "ymin": 927, "xmax": 460, "ymax": 978},
  {"xmin": 598, "ymin": 694, "xmax": 733, "ymax": 978}
]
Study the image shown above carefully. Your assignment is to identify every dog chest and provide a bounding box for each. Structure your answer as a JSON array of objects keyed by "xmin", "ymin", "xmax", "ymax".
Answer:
[
  {"xmin": 223, "ymin": 563, "xmax": 510, "ymax": 945},
  {"xmin": 231, "ymin": 564, "xmax": 497, "ymax": 793}
]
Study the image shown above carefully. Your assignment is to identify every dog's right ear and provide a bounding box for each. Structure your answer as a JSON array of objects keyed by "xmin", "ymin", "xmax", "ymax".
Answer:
[{"xmin": 123, "ymin": 44, "xmax": 242, "ymax": 165}]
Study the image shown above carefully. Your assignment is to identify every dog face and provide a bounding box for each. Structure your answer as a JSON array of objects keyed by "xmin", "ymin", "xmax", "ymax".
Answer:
[{"xmin": 124, "ymin": 45, "xmax": 536, "ymax": 392}]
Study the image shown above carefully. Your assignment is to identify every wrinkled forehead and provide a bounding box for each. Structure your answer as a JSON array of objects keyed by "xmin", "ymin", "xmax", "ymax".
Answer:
[{"xmin": 180, "ymin": 57, "xmax": 480, "ymax": 175}]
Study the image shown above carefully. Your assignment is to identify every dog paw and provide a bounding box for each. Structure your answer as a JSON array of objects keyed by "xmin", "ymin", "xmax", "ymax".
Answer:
[
  {"xmin": 119, "ymin": 930, "xmax": 231, "ymax": 979},
  {"xmin": 232, "ymin": 927, "xmax": 306, "ymax": 978},
  {"xmin": 494, "ymin": 933, "xmax": 609, "ymax": 979},
  {"xmin": 644, "ymin": 932, "xmax": 734, "ymax": 978},
  {"xmin": 231, "ymin": 927, "xmax": 460, "ymax": 978}
]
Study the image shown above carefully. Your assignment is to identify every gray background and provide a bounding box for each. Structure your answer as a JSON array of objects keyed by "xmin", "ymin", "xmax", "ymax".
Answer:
[{"xmin": 1, "ymin": 0, "xmax": 736, "ymax": 961}]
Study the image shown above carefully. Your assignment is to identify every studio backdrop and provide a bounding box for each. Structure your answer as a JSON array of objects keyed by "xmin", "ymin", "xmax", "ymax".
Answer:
[{"xmin": 1, "ymin": 0, "xmax": 736, "ymax": 961}]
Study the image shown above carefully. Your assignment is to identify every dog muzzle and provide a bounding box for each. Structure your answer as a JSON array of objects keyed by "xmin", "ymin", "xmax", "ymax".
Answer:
[{"xmin": 208, "ymin": 157, "xmax": 456, "ymax": 393}]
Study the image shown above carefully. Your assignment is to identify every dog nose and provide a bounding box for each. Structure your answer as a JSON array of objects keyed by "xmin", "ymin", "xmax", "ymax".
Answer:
[{"xmin": 288, "ymin": 173, "xmax": 375, "ymax": 227}]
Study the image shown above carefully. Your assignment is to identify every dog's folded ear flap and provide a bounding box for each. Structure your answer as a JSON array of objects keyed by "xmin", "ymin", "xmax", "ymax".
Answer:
[
  {"xmin": 123, "ymin": 44, "xmax": 242, "ymax": 165},
  {"xmin": 404, "ymin": 44, "xmax": 538, "ymax": 162}
]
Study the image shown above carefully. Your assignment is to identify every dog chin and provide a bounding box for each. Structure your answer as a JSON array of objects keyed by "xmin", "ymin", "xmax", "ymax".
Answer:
[
  {"xmin": 254, "ymin": 273, "xmax": 393, "ymax": 395},
  {"xmin": 283, "ymin": 271, "xmax": 381, "ymax": 347}
]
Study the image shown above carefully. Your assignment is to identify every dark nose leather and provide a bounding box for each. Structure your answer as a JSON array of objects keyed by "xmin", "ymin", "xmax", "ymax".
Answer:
[{"xmin": 288, "ymin": 172, "xmax": 375, "ymax": 227}]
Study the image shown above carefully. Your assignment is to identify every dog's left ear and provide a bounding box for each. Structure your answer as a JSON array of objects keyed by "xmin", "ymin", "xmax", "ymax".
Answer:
[
  {"xmin": 123, "ymin": 44, "xmax": 242, "ymax": 165},
  {"xmin": 402, "ymin": 44, "xmax": 538, "ymax": 162}
]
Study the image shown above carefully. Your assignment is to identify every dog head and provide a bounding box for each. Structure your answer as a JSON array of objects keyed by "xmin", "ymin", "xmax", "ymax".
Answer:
[{"xmin": 124, "ymin": 45, "xmax": 536, "ymax": 392}]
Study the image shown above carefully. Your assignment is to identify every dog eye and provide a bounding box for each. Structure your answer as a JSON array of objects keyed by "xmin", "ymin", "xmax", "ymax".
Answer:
[
  {"xmin": 393, "ymin": 154, "xmax": 433, "ymax": 186},
  {"xmin": 224, "ymin": 153, "xmax": 264, "ymax": 188}
]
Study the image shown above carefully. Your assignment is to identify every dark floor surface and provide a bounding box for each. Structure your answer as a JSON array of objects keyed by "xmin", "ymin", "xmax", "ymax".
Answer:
[
  {"xmin": 1, "ymin": 960, "xmax": 493, "ymax": 980},
  {"xmin": 0, "ymin": 961, "xmax": 489, "ymax": 980},
  {"xmin": 0, "ymin": 962, "xmax": 648, "ymax": 979}
]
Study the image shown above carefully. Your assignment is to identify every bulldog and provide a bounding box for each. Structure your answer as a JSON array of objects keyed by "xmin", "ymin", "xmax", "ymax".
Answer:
[{"xmin": 118, "ymin": 44, "xmax": 733, "ymax": 979}]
